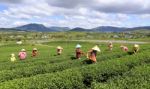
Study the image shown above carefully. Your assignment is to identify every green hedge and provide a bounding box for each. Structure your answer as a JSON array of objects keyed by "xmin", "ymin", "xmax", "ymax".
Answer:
[
  {"xmin": 0, "ymin": 57, "xmax": 65, "ymax": 71},
  {"xmin": 0, "ymin": 50, "xmax": 149, "ymax": 89},
  {"xmin": 0, "ymin": 46, "xmax": 123, "ymax": 71},
  {"xmin": 93, "ymin": 64, "xmax": 150, "ymax": 89},
  {"xmin": 0, "ymin": 51, "xmax": 127, "ymax": 82}
]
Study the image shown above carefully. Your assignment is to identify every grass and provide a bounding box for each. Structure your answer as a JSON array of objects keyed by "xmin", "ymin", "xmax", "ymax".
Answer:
[{"xmin": 0, "ymin": 40, "xmax": 149, "ymax": 89}]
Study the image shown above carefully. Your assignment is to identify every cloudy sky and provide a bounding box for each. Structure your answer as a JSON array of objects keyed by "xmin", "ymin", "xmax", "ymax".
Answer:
[{"xmin": 0, "ymin": 0, "xmax": 150, "ymax": 28}]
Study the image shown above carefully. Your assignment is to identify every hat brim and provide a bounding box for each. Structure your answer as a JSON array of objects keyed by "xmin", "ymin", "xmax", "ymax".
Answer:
[
  {"xmin": 92, "ymin": 46, "xmax": 100, "ymax": 52},
  {"xmin": 76, "ymin": 44, "xmax": 82, "ymax": 48},
  {"xmin": 57, "ymin": 47, "xmax": 62, "ymax": 49},
  {"xmin": 76, "ymin": 46, "xmax": 81, "ymax": 48}
]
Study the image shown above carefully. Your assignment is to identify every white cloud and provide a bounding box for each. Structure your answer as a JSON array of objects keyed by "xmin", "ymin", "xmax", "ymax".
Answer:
[
  {"xmin": 0, "ymin": 0, "xmax": 150, "ymax": 28},
  {"xmin": 47, "ymin": 0, "xmax": 150, "ymax": 14},
  {"xmin": 0, "ymin": 0, "xmax": 24, "ymax": 4},
  {"xmin": 2, "ymin": 2, "xmax": 53, "ymax": 19},
  {"xmin": 13, "ymin": 21, "xmax": 28, "ymax": 26},
  {"xmin": 140, "ymin": 14, "xmax": 150, "ymax": 19}
]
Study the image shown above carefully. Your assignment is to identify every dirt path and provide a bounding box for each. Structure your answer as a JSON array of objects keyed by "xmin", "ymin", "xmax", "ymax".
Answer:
[
  {"xmin": 72, "ymin": 40, "xmax": 149, "ymax": 44},
  {"xmin": 32, "ymin": 40, "xmax": 149, "ymax": 44}
]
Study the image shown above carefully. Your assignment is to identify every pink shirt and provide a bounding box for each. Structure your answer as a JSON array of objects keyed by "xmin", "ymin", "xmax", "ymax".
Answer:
[
  {"xmin": 122, "ymin": 46, "xmax": 128, "ymax": 51},
  {"xmin": 18, "ymin": 52, "xmax": 27, "ymax": 60}
]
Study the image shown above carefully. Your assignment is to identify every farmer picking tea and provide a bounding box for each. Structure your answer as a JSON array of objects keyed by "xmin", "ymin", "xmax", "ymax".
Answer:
[
  {"xmin": 57, "ymin": 46, "xmax": 63, "ymax": 55},
  {"xmin": 108, "ymin": 41, "xmax": 113, "ymax": 51},
  {"xmin": 133, "ymin": 44, "xmax": 139, "ymax": 54},
  {"xmin": 87, "ymin": 45, "xmax": 100, "ymax": 63},
  {"xmin": 10, "ymin": 53, "xmax": 16, "ymax": 62},
  {"xmin": 120, "ymin": 45, "xmax": 128, "ymax": 52},
  {"xmin": 75, "ymin": 44, "xmax": 84, "ymax": 59},
  {"xmin": 18, "ymin": 49, "xmax": 27, "ymax": 60},
  {"xmin": 32, "ymin": 48, "xmax": 38, "ymax": 57}
]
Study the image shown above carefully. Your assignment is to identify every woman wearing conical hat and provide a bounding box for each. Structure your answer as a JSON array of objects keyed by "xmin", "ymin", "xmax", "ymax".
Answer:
[
  {"xmin": 18, "ymin": 49, "xmax": 27, "ymax": 60},
  {"xmin": 32, "ymin": 48, "xmax": 38, "ymax": 57},
  {"xmin": 87, "ymin": 45, "xmax": 100, "ymax": 63},
  {"xmin": 120, "ymin": 45, "xmax": 128, "ymax": 52},
  {"xmin": 57, "ymin": 46, "xmax": 63, "ymax": 55},
  {"xmin": 108, "ymin": 41, "xmax": 113, "ymax": 51},
  {"xmin": 133, "ymin": 44, "xmax": 139, "ymax": 54},
  {"xmin": 10, "ymin": 53, "xmax": 16, "ymax": 62},
  {"xmin": 75, "ymin": 44, "xmax": 84, "ymax": 59}
]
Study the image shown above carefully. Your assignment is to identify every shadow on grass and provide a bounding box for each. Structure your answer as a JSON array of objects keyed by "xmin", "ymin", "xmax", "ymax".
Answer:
[
  {"xmin": 82, "ymin": 59, "xmax": 93, "ymax": 64},
  {"xmin": 127, "ymin": 51, "xmax": 134, "ymax": 55},
  {"xmin": 70, "ymin": 56, "xmax": 76, "ymax": 60}
]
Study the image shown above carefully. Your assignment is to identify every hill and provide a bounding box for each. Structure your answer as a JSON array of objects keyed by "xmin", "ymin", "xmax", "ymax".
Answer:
[
  {"xmin": 15, "ymin": 23, "xmax": 70, "ymax": 32},
  {"xmin": 0, "ymin": 28, "xmax": 26, "ymax": 32},
  {"xmin": 70, "ymin": 27, "xmax": 91, "ymax": 32},
  {"xmin": 49, "ymin": 27, "xmax": 70, "ymax": 32},
  {"xmin": 0, "ymin": 23, "xmax": 150, "ymax": 32},
  {"xmin": 71, "ymin": 26, "xmax": 150, "ymax": 32},
  {"xmin": 92, "ymin": 26, "xmax": 127, "ymax": 32}
]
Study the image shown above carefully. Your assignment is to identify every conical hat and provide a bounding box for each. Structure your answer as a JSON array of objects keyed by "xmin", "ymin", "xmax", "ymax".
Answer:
[
  {"xmin": 76, "ymin": 44, "xmax": 82, "ymax": 48},
  {"xmin": 92, "ymin": 45, "xmax": 100, "ymax": 52},
  {"xmin": 120, "ymin": 45, "xmax": 124, "ymax": 48},
  {"xmin": 57, "ymin": 46, "xmax": 62, "ymax": 49},
  {"xmin": 11, "ymin": 53, "xmax": 15, "ymax": 57},
  {"xmin": 134, "ymin": 44, "xmax": 139, "ymax": 48},
  {"xmin": 33, "ymin": 48, "xmax": 37, "ymax": 50},
  {"xmin": 21, "ymin": 49, "xmax": 26, "ymax": 52}
]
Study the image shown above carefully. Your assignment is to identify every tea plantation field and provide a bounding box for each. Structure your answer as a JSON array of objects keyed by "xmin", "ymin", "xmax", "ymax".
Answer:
[{"xmin": 0, "ymin": 41, "xmax": 149, "ymax": 89}]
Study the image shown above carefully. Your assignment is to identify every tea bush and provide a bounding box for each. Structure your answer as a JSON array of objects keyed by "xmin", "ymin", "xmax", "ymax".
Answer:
[
  {"xmin": 0, "ymin": 49, "xmax": 149, "ymax": 89},
  {"xmin": 93, "ymin": 64, "xmax": 150, "ymax": 89},
  {"xmin": 0, "ymin": 50, "xmax": 127, "ymax": 82}
]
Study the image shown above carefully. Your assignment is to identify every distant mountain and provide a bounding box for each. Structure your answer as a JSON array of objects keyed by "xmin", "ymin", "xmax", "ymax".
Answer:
[
  {"xmin": 127, "ymin": 26, "xmax": 150, "ymax": 31},
  {"xmin": 0, "ymin": 28, "xmax": 26, "ymax": 32},
  {"xmin": 49, "ymin": 27, "xmax": 70, "ymax": 32},
  {"xmin": 70, "ymin": 27, "xmax": 91, "ymax": 32},
  {"xmin": 15, "ymin": 23, "xmax": 52, "ymax": 32},
  {"xmin": 69, "ymin": 26, "xmax": 128, "ymax": 32},
  {"xmin": 70, "ymin": 26, "xmax": 150, "ymax": 32},
  {"xmin": 0, "ymin": 23, "xmax": 150, "ymax": 32},
  {"xmin": 15, "ymin": 23, "xmax": 70, "ymax": 32},
  {"xmin": 92, "ymin": 26, "xmax": 127, "ymax": 32}
]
